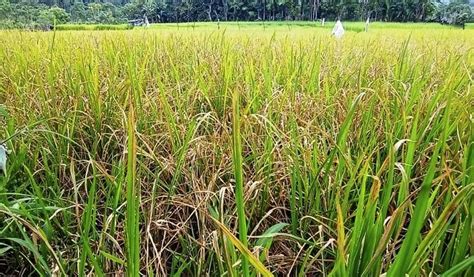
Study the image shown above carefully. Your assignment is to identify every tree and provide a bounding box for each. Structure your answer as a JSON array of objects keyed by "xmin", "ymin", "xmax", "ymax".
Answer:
[
  {"xmin": 445, "ymin": 1, "xmax": 473, "ymax": 27},
  {"xmin": 1, "ymin": 0, "xmax": 471, "ymax": 26},
  {"xmin": 49, "ymin": 6, "xmax": 70, "ymax": 23},
  {"xmin": 70, "ymin": 2, "xmax": 87, "ymax": 22}
]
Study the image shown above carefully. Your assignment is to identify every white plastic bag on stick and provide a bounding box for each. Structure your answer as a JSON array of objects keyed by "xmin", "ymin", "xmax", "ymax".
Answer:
[
  {"xmin": 144, "ymin": 15, "xmax": 150, "ymax": 28},
  {"xmin": 332, "ymin": 20, "xmax": 345, "ymax": 39},
  {"xmin": 0, "ymin": 144, "xmax": 7, "ymax": 174}
]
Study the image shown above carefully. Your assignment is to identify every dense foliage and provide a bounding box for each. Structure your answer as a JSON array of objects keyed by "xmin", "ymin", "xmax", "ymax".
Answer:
[{"xmin": 0, "ymin": 0, "xmax": 472, "ymax": 28}]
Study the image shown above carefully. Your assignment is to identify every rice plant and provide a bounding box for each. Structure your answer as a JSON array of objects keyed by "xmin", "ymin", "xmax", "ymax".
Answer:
[{"xmin": 0, "ymin": 25, "xmax": 473, "ymax": 276}]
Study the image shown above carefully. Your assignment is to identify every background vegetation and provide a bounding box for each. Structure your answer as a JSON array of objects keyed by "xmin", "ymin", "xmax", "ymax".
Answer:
[
  {"xmin": 0, "ymin": 0, "xmax": 473, "ymax": 29},
  {"xmin": 0, "ymin": 25, "xmax": 473, "ymax": 276}
]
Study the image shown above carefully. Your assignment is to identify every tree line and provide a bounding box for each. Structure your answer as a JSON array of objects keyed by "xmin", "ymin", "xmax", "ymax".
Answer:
[{"xmin": 0, "ymin": 0, "xmax": 472, "ymax": 28}]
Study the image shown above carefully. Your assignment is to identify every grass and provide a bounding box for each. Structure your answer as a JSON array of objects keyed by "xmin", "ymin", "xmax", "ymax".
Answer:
[
  {"xmin": 125, "ymin": 99, "xmax": 140, "ymax": 276},
  {"xmin": 231, "ymin": 67, "xmax": 249, "ymax": 276},
  {"xmin": 0, "ymin": 23, "xmax": 473, "ymax": 276}
]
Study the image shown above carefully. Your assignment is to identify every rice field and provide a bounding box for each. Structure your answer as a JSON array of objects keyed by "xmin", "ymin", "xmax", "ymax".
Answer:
[{"xmin": 0, "ymin": 24, "xmax": 473, "ymax": 276}]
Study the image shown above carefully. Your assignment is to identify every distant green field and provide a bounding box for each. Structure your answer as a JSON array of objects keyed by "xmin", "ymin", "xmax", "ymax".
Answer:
[
  {"xmin": 148, "ymin": 21, "xmax": 474, "ymax": 33},
  {"xmin": 55, "ymin": 23, "xmax": 132, "ymax": 30},
  {"xmin": 55, "ymin": 21, "xmax": 474, "ymax": 31},
  {"xmin": 148, "ymin": 21, "xmax": 472, "ymax": 29}
]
